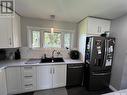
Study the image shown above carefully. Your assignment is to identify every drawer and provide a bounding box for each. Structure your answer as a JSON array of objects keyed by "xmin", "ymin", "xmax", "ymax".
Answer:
[
  {"xmin": 22, "ymin": 78, "xmax": 33, "ymax": 85},
  {"xmin": 21, "ymin": 66, "xmax": 37, "ymax": 92},
  {"xmin": 23, "ymin": 84, "xmax": 34, "ymax": 91},
  {"xmin": 23, "ymin": 72, "xmax": 33, "ymax": 77},
  {"xmin": 21, "ymin": 66, "xmax": 36, "ymax": 77}
]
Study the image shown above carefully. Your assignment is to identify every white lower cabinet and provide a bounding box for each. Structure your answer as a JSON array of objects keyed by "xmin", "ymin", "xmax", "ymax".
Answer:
[
  {"xmin": 37, "ymin": 64, "xmax": 67, "ymax": 90},
  {"xmin": 5, "ymin": 64, "xmax": 67, "ymax": 94},
  {"xmin": 6, "ymin": 67, "xmax": 22, "ymax": 95},
  {"xmin": 0, "ymin": 69, "xmax": 7, "ymax": 95},
  {"xmin": 53, "ymin": 65, "xmax": 67, "ymax": 88},
  {"xmin": 21, "ymin": 66, "xmax": 37, "ymax": 92},
  {"xmin": 37, "ymin": 65, "xmax": 52, "ymax": 90}
]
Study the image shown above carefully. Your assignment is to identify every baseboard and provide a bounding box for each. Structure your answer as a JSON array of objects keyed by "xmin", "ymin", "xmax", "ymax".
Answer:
[{"xmin": 109, "ymin": 85, "xmax": 117, "ymax": 92}]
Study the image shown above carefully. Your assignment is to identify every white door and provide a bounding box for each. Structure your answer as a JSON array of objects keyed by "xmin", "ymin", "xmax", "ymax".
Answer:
[
  {"xmin": 13, "ymin": 13, "xmax": 21, "ymax": 47},
  {"xmin": 0, "ymin": 69, "xmax": 2, "ymax": 95},
  {"xmin": 0, "ymin": 16, "xmax": 13, "ymax": 48},
  {"xmin": 0, "ymin": 69, "xmax": 7, "ymax": 95},
  {"xmin": 87, "ymin": 17, "xmax": 100, "ymax": 35},
  {"xmin": 6, "ymin": 67, "xmax": 21, "ymax": 94},
  {"xmin": 36, "ymin": 65, "xmax": 52, "ymax": 90},
  {"xmin": 1, "ymin": 69, "xmax": 7, "ymax": 95},
  {"xmin": 99, "ymin": 20, "xmax": 111, "ymax": 34},
  {"xmin": 53, "ymin": 65, "xmax": 67, "ymax": 88}
]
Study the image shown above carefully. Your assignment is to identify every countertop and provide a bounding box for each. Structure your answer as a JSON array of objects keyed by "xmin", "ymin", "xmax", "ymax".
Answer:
[{"xmin": 0, "ymin": 58, "xmax": 84, "ymax": 70}]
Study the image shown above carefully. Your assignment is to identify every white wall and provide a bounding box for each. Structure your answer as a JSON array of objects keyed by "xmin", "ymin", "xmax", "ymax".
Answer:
[{"xmin": 110, "ymin": 14, "xmax": 127, "ymax": 90}]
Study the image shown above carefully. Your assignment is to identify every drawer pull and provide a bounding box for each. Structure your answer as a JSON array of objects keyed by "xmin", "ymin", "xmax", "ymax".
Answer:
[
  {"xmin": 24, "ymin": 84, "xmax": 33, "ymax": 86},
  {"xmin": 92, "ymin": 72, "xmax": 110, "ymax": 76},
  {"xmin": 24, "ymin": 76, "xmax": 32, "ymax": 78}
]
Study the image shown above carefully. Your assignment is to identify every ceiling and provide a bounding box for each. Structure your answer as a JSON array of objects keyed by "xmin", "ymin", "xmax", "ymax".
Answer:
[{"xmin": 15, "ymin": 0, "xmax": 127, "ymax": 22}]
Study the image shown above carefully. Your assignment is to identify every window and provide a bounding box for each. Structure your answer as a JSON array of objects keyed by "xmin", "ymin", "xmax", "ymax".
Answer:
[
  {"xmin": 32, "ymin": 31, "xmax": 40, "ymax": 48},
  {"xmin": 64, "ymin": 32, "xmax": 71, "ymax": 48},
  {"xmin": 44, "ymin": 32, "xmax": 61, "ymax": 48},
  {"xmin": 28, "ymin": 27, "xmax": 73, "ymax": 49}
]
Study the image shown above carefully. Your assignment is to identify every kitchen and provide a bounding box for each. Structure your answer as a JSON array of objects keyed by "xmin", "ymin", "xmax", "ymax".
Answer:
[{"xmin": 0, "ymin": 0, "xmax": 127, "ymax": 95}]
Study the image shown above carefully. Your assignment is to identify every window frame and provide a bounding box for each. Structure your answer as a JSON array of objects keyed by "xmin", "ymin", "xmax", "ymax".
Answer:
[{"xmin": 27, "ymin": 26, "xmax": 74, "ymax": 49}]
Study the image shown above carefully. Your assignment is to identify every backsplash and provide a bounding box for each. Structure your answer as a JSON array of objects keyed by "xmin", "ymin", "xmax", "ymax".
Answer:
[{"xmin": 20, "ymin": 47, "xmax": 75, "ymax": 59}]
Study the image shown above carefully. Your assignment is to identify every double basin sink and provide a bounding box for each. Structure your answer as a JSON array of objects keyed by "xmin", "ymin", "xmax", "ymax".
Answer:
[
  {"xmin": 25, "ymin": 57, "xmax": 64, "ymax": 64},
  {"xmin": 40, "ymin": 57, "xmax": 64, "ymax": 63}
]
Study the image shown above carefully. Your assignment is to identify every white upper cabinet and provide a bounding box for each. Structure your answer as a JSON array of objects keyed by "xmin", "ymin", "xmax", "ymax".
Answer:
[
  {"xmin": 78, "ymin": 17, "xmax": 111, "ymax": 36},
  {"xmin": 87, "ymin": 17, "xmax": 111, "ymax": 35},
  {"xmin": 12, "ymin": 13, "xmax": 21, "ymax": 47},
  {"xmin": 0, "ymin": 13, "xmax": 21, "ymax": 48},
  {"xmin": 0, "ymin": 16, "xmax": 13, "ymax": 48}
]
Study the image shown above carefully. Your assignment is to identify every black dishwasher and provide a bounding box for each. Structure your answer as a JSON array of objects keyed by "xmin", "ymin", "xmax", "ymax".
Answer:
[{"xmin": 66, "ymin": 63, "xmax": 84, "ymax": 87}]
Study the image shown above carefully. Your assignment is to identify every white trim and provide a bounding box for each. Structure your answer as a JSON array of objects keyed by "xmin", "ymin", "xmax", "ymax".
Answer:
[
  {"xmin": 109, "ymin": 85, "xmax": 118, "ymax": 92},
  {"xmin": 27, "ymin": 26, "xmax": 75, "ymax": 32},
  {"xmin": 27, "ymin": 26, "xmax": 74, "ymax": 49}
]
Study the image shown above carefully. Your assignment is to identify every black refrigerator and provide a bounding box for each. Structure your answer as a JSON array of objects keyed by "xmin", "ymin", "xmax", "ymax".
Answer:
[{"xmin": 84, "ymin": 36, "xmax": 115, "ymax": 90}]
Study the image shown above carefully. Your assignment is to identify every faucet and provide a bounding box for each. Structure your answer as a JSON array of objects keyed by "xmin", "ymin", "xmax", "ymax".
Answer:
[{"xmin": 52, "ymin": 50, "xmax": 57, "ymax": 59}]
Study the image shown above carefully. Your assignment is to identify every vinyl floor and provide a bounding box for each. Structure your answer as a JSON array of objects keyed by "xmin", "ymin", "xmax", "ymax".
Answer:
[{"xmin": 16, "ymin": 86, "xmax": 112, "ymax": 95}]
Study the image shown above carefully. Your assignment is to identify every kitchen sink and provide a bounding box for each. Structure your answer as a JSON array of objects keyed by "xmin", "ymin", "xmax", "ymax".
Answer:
[
  {"xmin": 40, "ymin": 57, "xmax": 64, "ymax": 63},
  {"xmin": 40, "ymin": 58, "xmax": 52, "ymax": 63},
  {"xmin": 53, "ymin": 57, "xmax": 64, "ymax": 62}
]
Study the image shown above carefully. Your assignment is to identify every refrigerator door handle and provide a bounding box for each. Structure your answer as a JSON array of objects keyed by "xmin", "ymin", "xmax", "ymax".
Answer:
[
  {"xmin": 92, "ymin": 72, "xmax": 110, "ymax": 76},
  {"xmin": 103, "ymin": 40, "xmax": 107, "ymax": 67}
]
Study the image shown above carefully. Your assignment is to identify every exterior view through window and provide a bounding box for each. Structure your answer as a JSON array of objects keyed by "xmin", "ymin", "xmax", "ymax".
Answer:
[
  {"xmin": 30, "ymin": 29, "xmax": 73, "ymax": 48},
  {"xmin": 44, "ymin": 32, "xmax": 61, "ymax": 48}
]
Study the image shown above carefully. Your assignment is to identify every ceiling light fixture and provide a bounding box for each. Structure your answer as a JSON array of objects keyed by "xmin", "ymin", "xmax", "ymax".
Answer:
[{"xmin": 50, "ymin": 15, "xmax": 55, "ymax": 33}]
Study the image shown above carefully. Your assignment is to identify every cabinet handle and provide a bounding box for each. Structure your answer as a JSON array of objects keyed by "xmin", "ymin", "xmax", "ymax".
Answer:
[
  {"xmin": 24, "ymin": 76, "xmax": 32, "ymax": 78},
  {"xmin": 92, "ymin": 72, "xmax": 110, "ymax": 76},
  {"xmin": 9, "ymin": 38, "xmax": 12, "ymax": 45},
  {"xmin": 24, "ymin": 84, "xmax": 33, "ymax": 86}
]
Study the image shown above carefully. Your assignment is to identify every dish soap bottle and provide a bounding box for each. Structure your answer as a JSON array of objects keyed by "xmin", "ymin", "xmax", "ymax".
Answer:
[{"xmin": 15, "ymin": 49, "xmax": 21, "ymax": 60}]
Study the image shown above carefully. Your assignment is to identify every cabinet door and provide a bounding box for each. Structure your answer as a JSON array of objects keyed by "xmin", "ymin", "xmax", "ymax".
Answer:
[
  {"xmin": 0, "ymin": 69, "xmax": 7, "ymax": 95},
  {"xmin": 13, "ymin": 13, "xmax": 21, "ymax": 47},
  {"xmin": 87, "ymin": 17, "xmax": 100, "ymax": 35},
  {"xmin": 87, "ymin": 17, "xmax": 111, "ymax": 35},
  {"xmin": 99, "ymin": 20, "xmax": 111, "ymax": 34},
  {"xmin": 6, "ymin": 67, "xmax": 21, "ymax": 94},
  {"xmin": 0, "ymin": 16, "xmax": 13, "ymax": 48},
  {"xmin": 53, "ymin": 65, "xmax": 67, "ymax": 88},
  {"xmin": 37, "ymin": 66, "xmax": 52, "ymax": 90}
]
